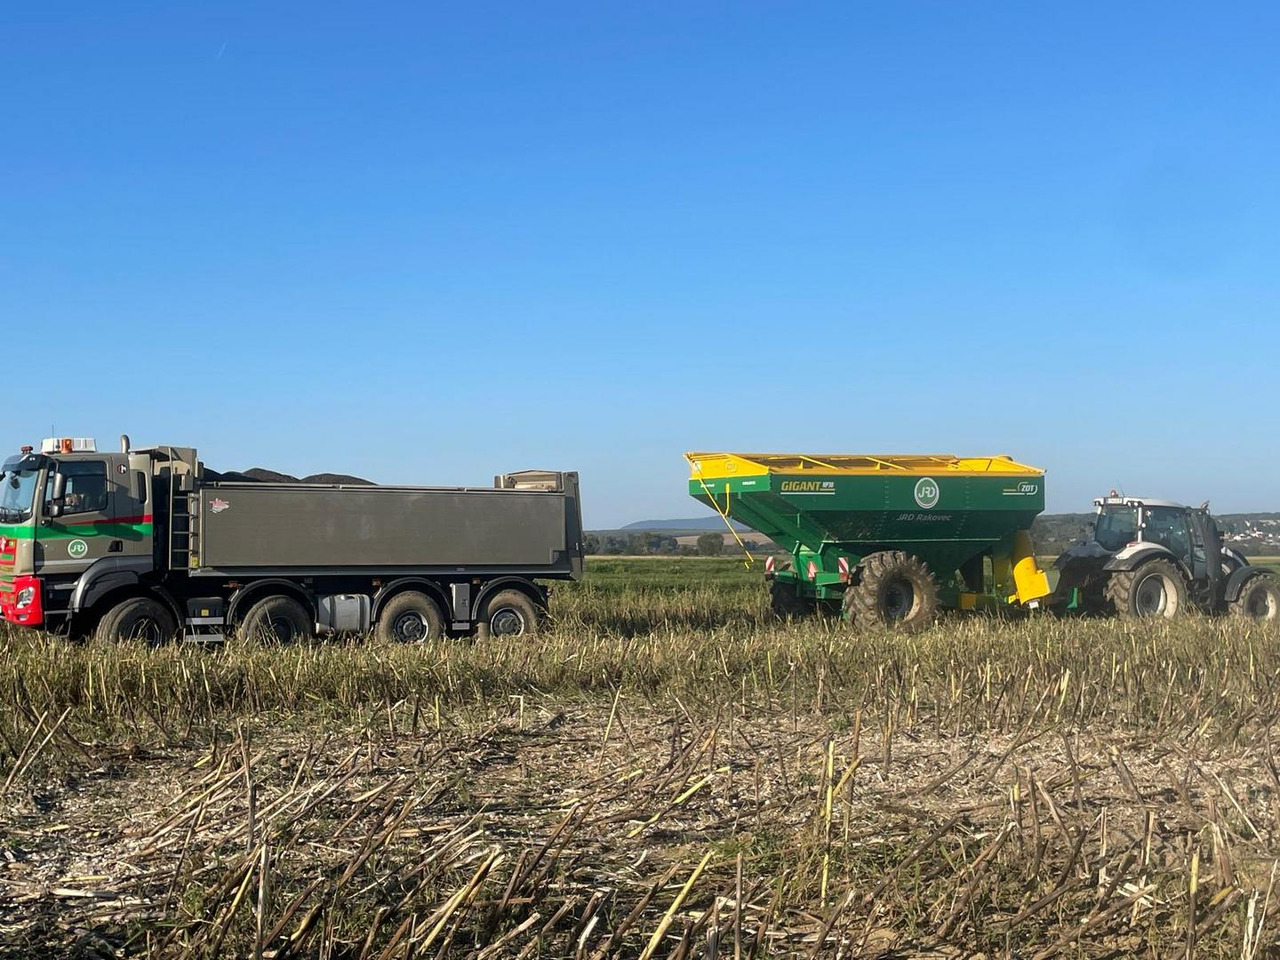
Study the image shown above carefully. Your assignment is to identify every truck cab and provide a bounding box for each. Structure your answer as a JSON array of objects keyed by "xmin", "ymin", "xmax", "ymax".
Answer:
[{"xmin": 1, "ymin": 437, "xmax": 156, "ymax": 631}]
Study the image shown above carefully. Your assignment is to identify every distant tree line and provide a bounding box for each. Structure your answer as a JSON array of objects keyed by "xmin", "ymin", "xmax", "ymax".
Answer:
[{"xmin": 584, "ymin": 532, "xmax": 760, "ymax": 557}]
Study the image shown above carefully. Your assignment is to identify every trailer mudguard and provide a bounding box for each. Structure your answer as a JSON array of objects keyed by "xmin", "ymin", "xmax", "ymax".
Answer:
[
  {"xmin": 69, "ymin": 556, "xmax": 155, "ymax": 613},
  {"xmin": 1225, "ymin": 565, "xmax": 1272, "ymax": 603}
]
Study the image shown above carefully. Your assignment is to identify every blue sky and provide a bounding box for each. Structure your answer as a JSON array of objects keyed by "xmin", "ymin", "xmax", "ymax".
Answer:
[{"xmin": 3, "ymin": 3, "xmax": 1278, "ymax": 527}]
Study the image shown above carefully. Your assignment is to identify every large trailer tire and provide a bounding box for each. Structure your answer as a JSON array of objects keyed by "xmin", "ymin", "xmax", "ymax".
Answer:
[
  {"xmin": 1230, "ymin": 573, "xmax": 1280, "ymax": 621},
  {"xmin": 1105, "ymin": 559, "xmax": 1187, "ymax": 619},
  {"xmin": 769, "ymin": 579, "xmax": 812, "ymax": 620},
  {"xmin": 376, "ymin": 591, "xmax": 446, "ymax": 643},
  {"xmin": 843, "ymin": 551, "xmax": 938, "ymax": 632},
  {"xmin": 238, "ymin": 595, "xmax": 314, "ymax": 645},
  {"xmin": 477, "ymin": 590, "xmax": 540, "ymax": 639},
  {"xmin": 95, "ymin": 597, "xmax": 177, "ymax": 645}
]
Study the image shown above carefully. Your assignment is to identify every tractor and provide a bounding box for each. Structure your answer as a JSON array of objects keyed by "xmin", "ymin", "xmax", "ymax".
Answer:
[{"xmin": 1054, "ymin": 494, "xmax": 1280, "ymax": 620}]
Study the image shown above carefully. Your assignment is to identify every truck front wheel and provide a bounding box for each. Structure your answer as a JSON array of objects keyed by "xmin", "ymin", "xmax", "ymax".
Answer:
[
  {"xmin": 239, "ymin": 596, "xmax": 314, "ymax": 644},
  {"xmin": 376, "ymin": 591, "xmax": 445, "ymax": 643},
  {"xmin": 478, "ymin": 590, "xmax": 540, "ymax": 639},
  {"xmin": 95, "ymin": 597, "xmax": 177, "ymax": 645}
]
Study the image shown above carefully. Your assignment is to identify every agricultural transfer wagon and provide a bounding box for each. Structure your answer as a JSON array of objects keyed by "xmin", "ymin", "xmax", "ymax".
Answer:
[
  {"xmin": 687, "ymin": 452, "xmax": 1053, "ymax": 630},
  {"xmin": 0, "ymin": 436, "xmax": 584, "ymax": 643}
]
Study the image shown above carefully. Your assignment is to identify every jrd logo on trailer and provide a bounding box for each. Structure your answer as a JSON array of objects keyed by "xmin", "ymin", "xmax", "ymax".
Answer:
[
  {"xmin": 914, "ymin": 478, "xmax": 940, "ymax": 509},
  {"xmin": 780, "ymin": 480, "xmax": 836, "ymax": 494}
]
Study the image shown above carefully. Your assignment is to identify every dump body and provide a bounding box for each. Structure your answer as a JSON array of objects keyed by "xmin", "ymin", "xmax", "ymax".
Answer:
[
  {"xmin": 687, "ymin": 452, "xmax": 1050, "ymax": 611},
  {"xmin": 196, "ymin": 477, "xmax": 580, "ymax": 575}
]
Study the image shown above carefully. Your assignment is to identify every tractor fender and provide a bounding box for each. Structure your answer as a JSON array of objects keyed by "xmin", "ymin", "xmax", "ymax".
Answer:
[
  {"xmin": 69, "ymin": 556, "xmax": 155, "ymax": 613},
  {"xmin": 1102, "ymin": 544, "xmax": 1189, "ymax": 578},
  {"xmin": 1225, "ymin": 566, "xmax": 1276, "ymax": 603},
  {"xmin": 1222, "ymin": 547, "xmax": 1250, "ymax": 573}
]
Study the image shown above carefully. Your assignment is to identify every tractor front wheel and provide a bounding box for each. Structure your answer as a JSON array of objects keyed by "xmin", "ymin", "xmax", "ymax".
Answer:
[
  {"xmin": 1105, "ymin": 560, "xmax": 1187, "ymax": 619},
  {"xmin": 1230, "ymin": 573, "xmax": 1280, "ymax": 621},
  {"xmin": 843, "ymin": 551, "xmax": 938, "ymax": 632}
]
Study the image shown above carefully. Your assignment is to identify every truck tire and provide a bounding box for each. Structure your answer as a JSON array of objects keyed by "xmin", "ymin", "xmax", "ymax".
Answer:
[
  {"xmin": 1230, "ymin": 573, "xmax": 1280, "ymax": 621},
  {"xmin": 375, "ymin": 591, "xmax": 445, "ymax": 643},
  {"xmin": 239, "ymin": 595, "xmax": 314, "ymax": 645},
  {"xmin": 1105, "ymin": 559, "xmax": 1187, "ymax": 619},
  {"xmin": 95, "ymin": 597, "xmax": 177, "ymax": 645},
  {"xmin": 477, "ymin": 590, "xmax": 540, "ymax": 639},
  {"xmin": 843, "ymin": 551, "xmax": 938, "ymax": 632},
  {"xmin": 769, "ymin": 580, "xmax": 812, "ymax": 619}
]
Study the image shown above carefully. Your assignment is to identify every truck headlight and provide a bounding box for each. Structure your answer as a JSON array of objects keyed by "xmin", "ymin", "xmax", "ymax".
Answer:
[{"xmin": 16, "ymin": 586, "xmax": 35, "ymax": 608}]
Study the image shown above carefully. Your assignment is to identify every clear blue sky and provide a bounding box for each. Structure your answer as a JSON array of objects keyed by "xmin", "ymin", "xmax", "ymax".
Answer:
[{"xmin": 4, "ymin": 3, "xmax": 1278, "ymax": 527}]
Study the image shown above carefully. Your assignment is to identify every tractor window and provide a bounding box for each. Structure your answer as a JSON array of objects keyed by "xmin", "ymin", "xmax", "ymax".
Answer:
[
  {"xmin": 1095, "ymin": 506, "xmax": 1137, "ymax": 551},
  {"xmin": 46, "ymin": 461, "xmax": 109, "ymax": 515},
  {"xmin": 1143, "ymin": 507, "xmax": 1192, "ymax": 563}
]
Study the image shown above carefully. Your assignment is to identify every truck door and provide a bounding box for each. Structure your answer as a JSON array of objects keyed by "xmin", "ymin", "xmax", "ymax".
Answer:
[
  {"xmin": 39, "ymin": 458, "xmax": 114, "ymax": 578},
  {"xmin": 107, "ymin": 454, "xmax": 152, "ymax": 562}
]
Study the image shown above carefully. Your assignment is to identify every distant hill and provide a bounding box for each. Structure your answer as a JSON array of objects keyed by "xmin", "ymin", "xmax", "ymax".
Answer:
[{"xmin": 623, "ymin": 517, "xmax": 751, "ymax": 532}]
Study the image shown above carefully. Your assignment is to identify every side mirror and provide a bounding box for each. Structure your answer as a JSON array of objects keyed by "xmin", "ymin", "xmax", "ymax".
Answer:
[
  {"xmin": 51, "ymin": 471, "xmax": 66, "ymax": 502},
  {"xmin": 45, "ymin": 502, "xmax": 63, "ymax": 519}
]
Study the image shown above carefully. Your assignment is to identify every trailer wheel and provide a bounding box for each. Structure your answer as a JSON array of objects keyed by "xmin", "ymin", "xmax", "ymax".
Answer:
[
  {"xmin": 1230, "ymin": 573, "xmax": 1280, "ymax": 621},
  {"xmin": 1105, "ymin": 560, "xmax": 1187, "ymax": 619},
  {"xmin": 95, "ymin": 597, "xmax": 177, "ymax": 645},
  {"xmin": 769, "ymin": 580, "xmax": 812, "ymax": 619},
  {"xmin": 478, "ymin": 590, "xmax": 539, "ymax": 639},
  {"xmin": 239, "ymin": 595, "xmax": 314, "ymax": 645},
  {"xmin": 375, "ymin": 591, "xmax": 445, "ymax": 643},
  {"xmin": 843, "ymin": 551, "xmax": 938, "ymax": 632}
]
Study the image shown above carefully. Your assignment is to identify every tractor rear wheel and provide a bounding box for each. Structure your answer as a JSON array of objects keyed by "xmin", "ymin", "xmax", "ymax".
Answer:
[
  {"xmin": 1230, "ymin": 573, "xmax": 1280, "ymax": 621},
  {"xmin": 843, "ymin": 551, "xmax": 938, "ymax": 632},
  {"xmin": 769, "ymin": 579, "xmax": 812, "ymax": 620},
  {"xmin": 1105, "ymin": 560, "xmax": 1187, "ymax": 619}
]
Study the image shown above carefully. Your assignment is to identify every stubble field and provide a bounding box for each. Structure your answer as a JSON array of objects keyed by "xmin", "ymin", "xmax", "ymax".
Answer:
[{"xmin": 4, "ymin": 558, "xmax": 1280, "ymax": 958}]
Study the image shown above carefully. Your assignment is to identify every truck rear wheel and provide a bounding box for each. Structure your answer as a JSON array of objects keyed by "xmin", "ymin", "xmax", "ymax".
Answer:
[
  {"xmin": 843, "ymin": 551, "xmax": 938, "ymax": 632},
  {"xmin": 375, "ymin": 591, "xmax": 445, "ymax": 643},
  {"xmin": 239, "ymin": 595, "xmax": 314, "ymax": 644},
  {"xmin": 1106, "ymin": 560, "xmax": 1187, "ymax": 619},
  {"xmin": 1230, "ymin": 573, "xmax": 1280, "ymax": 621},
  {"xmin": 478, "ymin": 590, "xmax": 539, "ymax": 639},
  {"xmin": 95, "ymin": 597, "xmax": 177, "ymax": 645}
]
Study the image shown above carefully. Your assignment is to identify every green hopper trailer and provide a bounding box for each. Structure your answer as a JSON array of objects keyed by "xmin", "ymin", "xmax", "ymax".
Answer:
[{"xmin": 687, "ymin": 452, "xmax": 1054, "ymax": 630}]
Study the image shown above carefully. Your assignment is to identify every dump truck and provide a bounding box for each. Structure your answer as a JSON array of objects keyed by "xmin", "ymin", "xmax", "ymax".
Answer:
[
  {"xmin": 1054, "ymin": 494, "xmax": 1280, "ymax": 620},
  {"xmin": 687, "ymin": 452, "xmax": 1053, "ymax": 630},
  {"xmin": 0, "ymin": 436, "xmax": 584, "ymax": 643}
]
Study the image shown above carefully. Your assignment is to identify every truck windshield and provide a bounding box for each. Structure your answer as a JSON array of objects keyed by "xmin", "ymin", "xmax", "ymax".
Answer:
[
  {"xmin": 1095, "ymin": 506, "xmax": 1138, "ymax": 552},
  {"xmin": 0, "ymin": 469, "xmax": 39, "ymax": 523}
]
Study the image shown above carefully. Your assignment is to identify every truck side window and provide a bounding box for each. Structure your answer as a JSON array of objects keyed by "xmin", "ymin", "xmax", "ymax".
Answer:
[{"xmin": 46, "ymin": 461, "xmax": 109, "ymax": 515}]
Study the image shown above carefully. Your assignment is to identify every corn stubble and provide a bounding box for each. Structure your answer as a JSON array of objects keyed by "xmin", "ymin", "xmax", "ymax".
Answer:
[{"xmin": 3, "ymin": 558, "xmax": 1280, "ymax": 957}]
